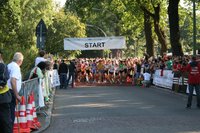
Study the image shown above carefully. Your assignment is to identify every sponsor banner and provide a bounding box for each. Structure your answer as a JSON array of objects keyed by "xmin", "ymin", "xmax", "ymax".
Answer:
[
  {"xmin": 64, "ymin": 36, "xmax": 126, "ymax": 50},
  {"xmin": 153, "ymin": 70, "xmax": 174, "ymax": 89},
  {"xmin": 153, "ymin": 70, "xmax": 196, "ymax": 95},
  {"xmin": 48, "ymin": 70, "xmax": 60, "ymax": 87}
]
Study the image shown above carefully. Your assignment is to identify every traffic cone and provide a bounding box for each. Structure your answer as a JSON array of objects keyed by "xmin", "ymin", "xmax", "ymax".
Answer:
[
  {"xmin": 26, "ymin": 94, "xmax": 38, "ymax": 130},
  {"xmin": 18, "ymin": 96, "xmax": 31, "ymax": 133},
  {"xmin": 13, "ymin": 107, "xmax": 20, "ymax": 133},
  {"xmin": 31, "ymin": 93, "xmax": 41, "ymax": 128}
]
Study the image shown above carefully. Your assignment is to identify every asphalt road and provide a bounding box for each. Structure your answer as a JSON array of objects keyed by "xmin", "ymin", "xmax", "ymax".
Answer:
[{"xmin": 43, "ymin": 85, "xmax": 200, "ymax": 133}]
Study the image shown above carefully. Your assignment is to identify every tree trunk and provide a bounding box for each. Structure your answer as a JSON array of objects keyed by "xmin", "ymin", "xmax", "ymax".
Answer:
[
  {"xmin": 153, "ymin": 5, "xmax": 167, "ymax": 56},
  {"xmin": 144, "ymin": 11, "xmax": 154, "ymax": 57},
  {"xmin": 141, "ymin": 4, "xmax": 167, "ymax": 56},
  {"xmin": 112, "ymin": 24, "xmax": 121, "ymax": 58},
  {"xmin": 168, "ymin": 0, "xmax": 183, "ymax": 56}
]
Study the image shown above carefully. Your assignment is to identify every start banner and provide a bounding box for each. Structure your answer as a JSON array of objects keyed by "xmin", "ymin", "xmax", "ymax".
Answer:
[{"xmin": 64, "ymin": 36, "xmax": 126, "ymax": 50}]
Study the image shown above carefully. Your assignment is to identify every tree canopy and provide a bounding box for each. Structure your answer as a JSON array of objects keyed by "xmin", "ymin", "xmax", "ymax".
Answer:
[{"xmin": 0, "ymin": 0, "xmax": 199, "ymax": 69}]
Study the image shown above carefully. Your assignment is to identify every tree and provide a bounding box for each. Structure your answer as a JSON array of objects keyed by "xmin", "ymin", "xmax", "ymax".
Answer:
[
  {"xmin": 0, "ymin": 0, "xmax": 21, "ymax": 48},
  {"xmin": 144, "ymin": 11, "xmax": 154, "ymax": 56},
  {"xmin": 140, "ymin": 1, "xmax": 168, "ymax": 55},
  {"xmin": 65, "ymin": 0, "xmax": 147, "ymax": 57},
  {"xmin": 179, "ymin": 0, "xmax": 200, "ymax": 54},
  {"xmin": 46, "ymin": 10, "xmax": 86, "ymax": 57},
  {"xmin": 168, "ymin": 0, "xmax": 183, "ymax": 56},
  {"xmin": 0, "ymin": 0, "xmax": 56, "ymax": 75}
]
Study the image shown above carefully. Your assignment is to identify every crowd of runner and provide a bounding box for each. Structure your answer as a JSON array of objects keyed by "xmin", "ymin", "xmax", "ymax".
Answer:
[{"xmin": 54, "ymin": 54, "xmax": 200, "ymax": 87}]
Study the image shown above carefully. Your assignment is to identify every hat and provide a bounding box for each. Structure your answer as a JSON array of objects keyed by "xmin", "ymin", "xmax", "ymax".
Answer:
[{"xmin": 37, "ymin": 61, "xmax": 46, "ymax": 71}]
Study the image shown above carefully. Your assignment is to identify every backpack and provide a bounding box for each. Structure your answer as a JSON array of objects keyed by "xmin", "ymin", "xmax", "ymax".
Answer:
[
  {"xmin": 0, "ymin": 63, "xmax": 9, "ymax": 88},
  {"xmin": 29, "ymin": 68, "xmax": 38, "ymax": 79}
]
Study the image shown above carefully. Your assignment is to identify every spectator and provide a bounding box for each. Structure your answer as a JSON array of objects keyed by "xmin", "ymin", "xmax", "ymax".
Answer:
[
  {"xmin": 172, "ymin": 58, "xmax": 181, "ymax": 92},
  {"xmin": 7, "ymin": 52, "xmax": 24, "ymax": 126},
  {"xmin": 29, "ymin": 61, "xmax": 46, "ymax": 79},
  {"xmin": 67, "ymin": 60, "xmax": 76, "ymax": 88},
  {"xmin": 135, "ymin": 61, "xmax": 141, "ymax": 79},
  {"xmin": 166, "ymin": 56, "xmax": 173, "ymax": 70},
  {"xmin": 0, "ymin": 50, "xmax": 12, "ymax": 133},
  {"xmin": 141, "ymin": 70, "xmax": 151, "ymax": 87},
  {"xmin": 185, "ymin": 56, "xmax": 200, "ymax": 109},
  {"xmin": 159, "ymin": 60, "xmax": 166, "ymax": 76},
  {"xmin": 58, "ymin": 60, "xmax": 68, "ymax": 89},
  {"xmin": 53, "ymin": 60, "xmax": 58, "ymax": 70},
  {"xmin": 35, "ymin": 50, "xmax": 46, "ymax": 66}
]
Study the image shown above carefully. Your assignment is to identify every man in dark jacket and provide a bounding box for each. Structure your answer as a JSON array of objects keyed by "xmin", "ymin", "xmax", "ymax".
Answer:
[
  {"xmin": 58, "ymin": 60, "xmax": 68, "ymax": 89},
  {"xmin": 185, "ymin": 56, "xmax": 200, "ymax": 109},
  {"xmin": 66, "ymin": 60, "xmax": 76, "ymax": 88},
  {"xmin": 0, "ymin": 50, "xmax": 12, "ymax": 133}
]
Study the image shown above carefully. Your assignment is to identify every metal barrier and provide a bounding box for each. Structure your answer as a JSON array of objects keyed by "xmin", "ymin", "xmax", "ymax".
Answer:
[
  {"xmin": 19, "ymin": 78, "xmax": 40, "ymax": 108},
  {"xmin": 18, "ymin": 70, "xmax": 60, "ymax": 117}
]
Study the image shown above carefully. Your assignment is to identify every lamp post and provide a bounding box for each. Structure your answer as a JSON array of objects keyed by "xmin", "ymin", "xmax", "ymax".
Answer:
[
  {"xmin": 92, "ymin": 8, "xmax": 121, "ymax": 58},
  {"xmin": 193, "ymin": 0, "xmax": 196, "ymax": 55},
  {"xmin": 86, "ymin": 24, "xmax": 107, "ymax": 37},
  {"xmin": 86, "ymin": 24, "xmax": 108, "ymax": 58}
]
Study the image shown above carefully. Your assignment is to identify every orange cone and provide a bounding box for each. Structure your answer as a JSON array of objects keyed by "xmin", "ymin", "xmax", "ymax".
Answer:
[
  {"xmin": 31, "ymin": 93, "xmax": 41, "ymax": 128},
  {"xmin": 18, "ymin": 96, "xmax": 31, "ymax": 133},
  {"xmin": 26, "ymin": 94, "xmax": 38, "ymax": 130},
  {"xmin": 13, "ymin": 107, "xmax": 20, "ymax": 133}
]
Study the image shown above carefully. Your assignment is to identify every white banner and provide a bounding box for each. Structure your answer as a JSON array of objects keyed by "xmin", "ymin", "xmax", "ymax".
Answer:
[
  {"xmin": 153, "ymin": 69, "xmax": 174, "ymax": 89},
  {"xmin": 64, "ymin": 36, "xmax": 126, "ymax": 50},
  {"xmin": 48, "ymin": 70, "xmax": 60, "ymax": 87}
]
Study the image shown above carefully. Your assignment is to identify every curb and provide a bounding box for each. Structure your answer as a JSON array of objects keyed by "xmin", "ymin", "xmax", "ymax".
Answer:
[
  {"xmin": 152, "ymin": 85, "xmax": 187, "ymax": 98},
  {"xmin": 34, "ymin": 88, "xmax": 56, "ymax": 133}
]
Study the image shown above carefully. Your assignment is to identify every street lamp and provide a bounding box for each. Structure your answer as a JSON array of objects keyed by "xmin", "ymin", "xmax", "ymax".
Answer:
[
  {"xmin": 92, "ymin": 7, "xmax": 121, "ymax": 58},
  {"xmin": 193, "ymin": 0, "xmax": 196, "ymax": 55},
  {"xmin": 92, "ymin": 7, "xmax": 119, "ymax": 34},
  {"xmin": 86, "ymin": 24, "xmax": 110, "ymax": 58},
  {"xmin": 92, "ymin": 8, "xmax": 119, "ymax": 22},
  {"xmin": 86, "ymin": 24, "xmax": 107, "ymax": 37}
]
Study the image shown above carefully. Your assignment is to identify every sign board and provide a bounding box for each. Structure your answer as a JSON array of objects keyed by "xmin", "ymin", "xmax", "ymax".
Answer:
[
  {"xmin": 64, "ymin": 36, "xmax": 126, "ymax": 50},
  {"xmin": 49, "ymin": 70, "xmax": 60, "ymax": 87},
  {"xmin": 36, "ymin": 19, "xmax": 47, "ymax": 50}
]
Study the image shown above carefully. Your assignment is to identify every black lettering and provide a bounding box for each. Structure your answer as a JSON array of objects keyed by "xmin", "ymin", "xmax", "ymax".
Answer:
[
  {"xmin": 97, "ymin": 42, "xmax": 101, "ymax": 47},
  {"xmin": 89, "ymin": 43, "xmax": 93, "ymax": 47},
  {"xmin": 101, "ymin": 42, "xmax": 105, "ymax": 47},
  {"xmin": 85, "ymin": 42, "xmax": 106, "ymax": 48},
  {"xmin": 93, "ymin": 43, "xmax": 97, "ymax": 47},
  {"xmin": 85, "ymin": 43, "xmax": 88, "ymax": 48}
]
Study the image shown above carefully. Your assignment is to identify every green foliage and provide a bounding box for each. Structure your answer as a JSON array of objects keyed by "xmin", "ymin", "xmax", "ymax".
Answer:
[
  {"xmin": 46, "ymin": 10, "xmax": 86, "ymax": 58},
  {"xmin": 0, "ymin": 0, "xmax": 55, "ymax": 77},
  {"xmin": 2, "ymin": 44, "xmax": 37, "ymax": 78},
  {"xmin": 179, "ymin": 1, "xmax": 200, "ymax": 53}
]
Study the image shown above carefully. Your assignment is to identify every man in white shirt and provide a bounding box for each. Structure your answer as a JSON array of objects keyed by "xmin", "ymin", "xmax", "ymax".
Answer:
[
  {"xmin": 35, "ymin": 50, "xmax": 46, "ymax": 66},
  {"xmin": 7, "ymin": 52, "xmax": 24, "ymax": 126},
  {"xmin": 141, "ymin": 70, "xmax": 151, "ymax": 87}
]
